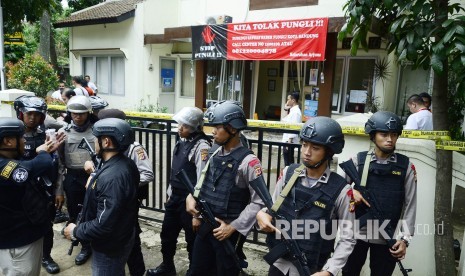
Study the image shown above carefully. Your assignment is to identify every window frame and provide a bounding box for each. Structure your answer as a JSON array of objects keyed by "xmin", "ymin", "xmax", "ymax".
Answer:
[{"xmin": 82, "ymin": 55, "xmax": 125, "ymax": 96}]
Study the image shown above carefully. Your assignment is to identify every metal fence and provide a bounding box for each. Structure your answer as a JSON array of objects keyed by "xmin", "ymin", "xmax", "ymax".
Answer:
[{"xmin": 127, "ymin": 115, "xmax": 301, "ymax": 245}]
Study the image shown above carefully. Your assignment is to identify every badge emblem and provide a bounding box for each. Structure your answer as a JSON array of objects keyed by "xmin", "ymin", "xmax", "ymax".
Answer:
[{"xmin": 12, "ymin": 168, "xmax": 28, "ymax": 183}]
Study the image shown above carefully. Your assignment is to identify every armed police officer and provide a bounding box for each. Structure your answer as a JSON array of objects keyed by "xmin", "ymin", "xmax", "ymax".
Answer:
[
  {"xmin": 13, "ymin": 95, "xmax": 66, "ymax": 274},
  {"xmin": 64, "ymin": 118, "xmax": 140, "ymax": 275},
  {"xmin": 256, "ymin": 117, "xmax": 356, "ymax": 276},
  {"xmin": 0, "ymin": 118, "xmax": 62, "ymax": 275},
  {"xmin": 342, "ymin": 111, "xmax": 417, "ymax": 276},
  {"xmin": 85, "ymin": 108, "xmax": 154, "ymax": 276},
  {"xmin": 57, "ymin": 95, "xmax": 98, "ymax": 265},
  {"xmin": 147, "ymin": 107, "xmax": 211, "ymax": 276},
  {"xmin": 185, "ymin": 101, "xmax": 265, "ymax": 276}
]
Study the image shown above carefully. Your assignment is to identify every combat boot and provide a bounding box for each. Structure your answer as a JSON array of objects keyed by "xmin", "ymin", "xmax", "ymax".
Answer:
[{"xmin": 146, "ymin": 262, "xmax": 176, "ymax": 276}]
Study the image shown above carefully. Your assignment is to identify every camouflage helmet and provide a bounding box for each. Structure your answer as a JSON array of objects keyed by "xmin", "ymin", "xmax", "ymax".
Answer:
[{"xmin": 89, "ymin": 96, "xmax": 109, "ymax": 111}]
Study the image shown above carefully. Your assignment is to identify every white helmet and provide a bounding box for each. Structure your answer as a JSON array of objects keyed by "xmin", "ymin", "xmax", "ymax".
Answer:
[
  {"xmin": 67, "ymin": 95, "xmax": 92, "ymax": 113},
  {"xmin": 173, "ymin": 107, "xmax": 204, "ymax": 132}
]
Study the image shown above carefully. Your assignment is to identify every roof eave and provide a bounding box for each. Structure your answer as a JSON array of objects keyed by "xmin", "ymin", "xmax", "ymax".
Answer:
[{"xmin": 53, "ymin": 10, "xmax": 135, "ymax": 28}]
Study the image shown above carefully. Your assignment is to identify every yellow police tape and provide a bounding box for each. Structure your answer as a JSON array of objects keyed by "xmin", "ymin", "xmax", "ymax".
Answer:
[{"xmin": 16, "ymin": 105, "xmax": 465, "ymax": 152}]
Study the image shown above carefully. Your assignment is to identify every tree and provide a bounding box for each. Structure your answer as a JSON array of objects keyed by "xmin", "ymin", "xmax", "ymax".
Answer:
[
  {"xmin": 2, "ymin": 0, "xmax": 59, "ymax": 33},
  {"xmin": 339, "ymin": 0, "xmax": 465, "ymax": 274},
  {"xmin": 68, "ymin": 0, "xmax": 103, "ymax": 11},
  {"xmin": 5, "ymin": 53, "xmax": 59, "ymax": 97}
]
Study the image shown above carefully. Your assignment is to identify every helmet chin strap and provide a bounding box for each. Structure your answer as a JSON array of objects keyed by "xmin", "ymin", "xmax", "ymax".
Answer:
[
  {"xmin": 216, "ymin": 125, "xmax": 236, "ymax": 146},
  {"xmin": 373, "ymin": 140, "xmax": 395, "ymax": 154},
  {"xmin": 96, "ymin": 137, "xmax": 118, "ymax": 158},
  {"xmin": 304, "ymin": 152, "xmax": 333, "ymax": 169}
]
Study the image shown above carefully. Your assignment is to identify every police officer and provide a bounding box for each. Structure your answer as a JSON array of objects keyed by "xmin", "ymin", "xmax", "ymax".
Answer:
[
  {"xmin": 88, "ymin": 108, "xmax": 154, "ymax": 276},
  {"xmin": 88, "ymin": 95, "xmax": 108, "ymax": 116},
  {"xmin": 256, "ymin": 117, "xmax": 356, "ymax": 276},
  {"xmin": 185, "ymin": 101, "xmax": 265, "ymax": 276},
  {"xmin": 342, "ymin": 111, "xmax": 417, "ymax": 276},
  {"xmin": 0, "ymin": 118, "xmax": 62, "ymax": 275},
  {"xmin": 57, "ymin": 95, "xmax": 98, "ymax": 265},
  {"xmin": 64, "ymin": 118, "xmax": 140, "ymax": 275},
  {"xmin": 147, "ymin": 107, "xmax": 211, "ymax": 276},
  {"xmin": 13, "ymin": 95, "xmax": 65, "ymax": 274}
]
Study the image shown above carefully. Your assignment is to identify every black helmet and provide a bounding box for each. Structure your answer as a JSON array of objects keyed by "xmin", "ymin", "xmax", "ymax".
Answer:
[
  {"xmin": 89, "ymin": 96, "xmax": 109, "ymax": 111},
  {"xmin": 300, "ymin": 116, "xmax": 345, "ymax": 154},
  {"xmin": 204, "ymin": 101, "xmax": 247, "ymax": 130},
  {"xmin": 365, "ymin": 111, "xmax": 403, "ymax": 135},
  {"xmin": 92, "ymin": 118, "xmax": 134, "ymax": 150},
  {"xmin": 13, "ymin": 95, "xmax": 47, "ymax": 123},
  {"xmin": 0, "ymin": 118, "xmax": 25, "ymax": 139}
]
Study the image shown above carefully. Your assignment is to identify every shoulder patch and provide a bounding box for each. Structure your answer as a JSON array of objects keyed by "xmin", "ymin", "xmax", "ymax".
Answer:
[
  {"xmin": 347, "ymin": 188, "xmax": 355, "ymax": 213},
  {"xmin": 200, "ymin": 148, "xmax": 209, "ymax": 161},
  {"xmin": 136, "ymin": 148, "xmax": 146, "ymax": 160},
  {"xmin": 411, "ymin": 164, "xmax": 417, "ymax": 183},
  {"xmin": 248, "ymin": 157, "xmax": 260, "ymax": 168},
  {"xmin": 12, "ymin": 167, "xmax": 28, "ymax": 183},
  {"xmin": 1, "ymin": 161, "xmax": 19, "ymax": 180}
]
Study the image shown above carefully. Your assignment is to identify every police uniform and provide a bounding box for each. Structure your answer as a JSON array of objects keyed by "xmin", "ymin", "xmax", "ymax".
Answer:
[
  {"xmin": 74, "ymin": 153, "xmax": 140, "ymax": 274},
  {"xmin": 23, "ymin": 128, "xmax": 60, "ymax": 270},
  {"xmin": 190, "ymin": 143, "xmax": 265, "ymax": 276},
  {"xmin": 342, "ymin": 151, "xmax": 417, "ymax": 276},
  {"xmin": 0, "ymin": 151, "xmax": 53, "ymax": 275},
  {"xmin": 268, "ymin": 165, "xmax": 356, "ymax": 276},
  {"xmin": 126, "ymin": 142, "xmax": 154, "ymax": 276},
  {"xmin": 158, "ymin": 133, "xmax": 210, "ymax": 271},
  {"xmin": 57, "ymin": 123, "xmax": 95, "ymax": 223}
]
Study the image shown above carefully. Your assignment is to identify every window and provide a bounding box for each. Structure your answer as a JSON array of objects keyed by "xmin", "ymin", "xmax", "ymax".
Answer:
[
  {"xmin": 160, "ymin": 58, "xmax": 176, "ymax": 93},
  {"xmin": 83, "ymin": 56, "xmax": 125, "ymax": 96},
  {"xmin": 181, "ymin": 60, "xmax": 195, "ymax": 97}
]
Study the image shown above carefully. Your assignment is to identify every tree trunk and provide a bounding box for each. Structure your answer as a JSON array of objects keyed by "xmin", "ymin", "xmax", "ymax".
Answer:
[
  {"xmin": 433, "ymin": 0, "xmax": 455, "ymax": 269},
  {"xmin": 50, "ymin": 32, "xmax": 58, "ymax": 69},
  {"xmin": 39, "ymin": 10, "xmax": 51, "ymax": 62}
]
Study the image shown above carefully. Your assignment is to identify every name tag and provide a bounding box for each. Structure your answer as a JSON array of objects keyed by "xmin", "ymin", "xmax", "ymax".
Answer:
[
  {"xmin": 314, "ymin": 201, "xmax": 326, "ymax": 209},
  {"xmin": 392, "ymin": 171, "xmax": 401, "ymax": 175},
  {"xmin": 1, "ymin": 161, "xmax": 18, "ymax": 179}
]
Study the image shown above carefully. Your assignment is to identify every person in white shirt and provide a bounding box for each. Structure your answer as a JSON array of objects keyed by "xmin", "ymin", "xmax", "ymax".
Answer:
[
  {"xmin": 85, "ymin": 75, "xmax": 98, "ymax": 95},
  {"xmin": 281, "ymin": 92, "xmax": 302, "ymax": 166},
  {"xmin": 405, "ymin": 94, "xmax": 433, "ymax": 130},
  {"xmin": 72, "ymin": 76, "xmax": 89, "ymax": 97},
  {"xmin": 51, "ymin": 82, "xmax": 66, "ymax": 101}
]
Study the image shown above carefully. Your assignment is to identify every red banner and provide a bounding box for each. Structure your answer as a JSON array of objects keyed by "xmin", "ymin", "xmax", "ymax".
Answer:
[{"xmin": 227, "ymin": 18, "xmax": 328, "ymax": 61}]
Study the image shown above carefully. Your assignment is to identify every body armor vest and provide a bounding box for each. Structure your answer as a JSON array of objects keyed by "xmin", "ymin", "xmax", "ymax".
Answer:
[
  {"xmin": 64, "ymin": 126, "xmax": 95, "ymax": 169},
  {"xmin": 170, "ymin": 133, "xmax": 209, "ymax": 191},
  {"xmin": 200, "ymin": 146, "xmax": 252, "ymax": 220},
  {"xmin": 267, "ymin": 163, "xmax": 347, "ymax": 272},
  {"xmin": 356, "ymin": 151, "xmax": 409, "ymax": 237},
  {"xmin": 23, "ymin": 130, "xmax": 46, "ymax": 160}
]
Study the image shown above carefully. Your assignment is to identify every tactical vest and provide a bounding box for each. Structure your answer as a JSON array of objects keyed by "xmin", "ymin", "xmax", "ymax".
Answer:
[
  {"xmin": 170, "ymin": 133, "xmax": 209, "ymax": 191},
  {"xmin": 64, "ymin": 126, "xmax": 95, "ymax": 170},
  {"xmin": 23, "ymin": 130, "xmax": 46, "ymax": 160},
  {"xmin": 356, "ymin": 151, "xmax": 408, "ymax": 237},
  {"xmin": 0, "ymin": 158, "xmax": 48, "ymax": 227},
  {"xmin": 267, "ymin": 163, "xmax": 347, "ymax": 272},
  {"xmin": 200, "ymin": 146, "xmax": 252, "ymax": 220}
]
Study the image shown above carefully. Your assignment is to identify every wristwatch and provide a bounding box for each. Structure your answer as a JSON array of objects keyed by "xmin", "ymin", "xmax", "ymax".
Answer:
[{"xmin": 400, "ymin": 236, "xmax": 410, "ymax": 247}]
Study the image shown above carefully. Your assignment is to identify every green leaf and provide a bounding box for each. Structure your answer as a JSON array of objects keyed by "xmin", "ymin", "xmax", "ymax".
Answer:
[
  {"xmin": 407, "ymin": 32, "xmax": 414, "ymax": 44},
  {"xmin": 462, "ymin": 55, "xmax": 465, "ymax": 66},
  {"xmin": 431, "ymin": 54, "xmax": 444, "ymax": 73},
  {"xmin": 443, "ymin": 25, "xmax": 457, "ymax": 43},
  {"xmin": 385, "ymin": 0, "xmax": 393, "ymax": 9},
  {"xmin": 433, "ymin": 42, "xmax": 444, "ymax": 53},
  {"xmin": 390, "ymin": 19, "xmax": 403, "ymax": 33},
  {"xmin": 399, "ymin": 48, "xmax": 407, "ymax": 60},
  {"xmin": 456, "ymin": 43, "xmax": 465, "ymax": 53},
  {"xmin": 442, "ymin": 19, "xmax": 454, "ymax": 28}
]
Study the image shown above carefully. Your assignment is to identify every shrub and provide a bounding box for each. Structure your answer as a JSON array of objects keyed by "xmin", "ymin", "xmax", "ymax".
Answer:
[{"xmin": 5, "ymin": 53, "xmax": 59, "ymax": 97}]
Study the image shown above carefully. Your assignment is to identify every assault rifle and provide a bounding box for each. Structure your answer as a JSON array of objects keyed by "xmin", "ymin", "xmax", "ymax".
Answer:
[
  {"xmin": 61, "ymin": 204, "xmax": 83, "ymax": 255},
  {"xmin": 248, "ymin": 177, "xmax": 311, "ymax": 276},
  {"xmin": 78, "ymin": 138, "xmax": 100, "ymax": 169},
  {"xmin": 339, "ymin": 160, "xmax": 412, "ymax": 276},
  {"xmin": 176, "ymin": 170, "xmax": 245, "ymax": 273}
]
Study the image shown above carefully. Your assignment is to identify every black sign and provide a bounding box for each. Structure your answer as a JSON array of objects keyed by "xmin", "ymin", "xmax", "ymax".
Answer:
[{"xmin": 191, "ymin": 25, "xmax": 227, "ymax": 60}]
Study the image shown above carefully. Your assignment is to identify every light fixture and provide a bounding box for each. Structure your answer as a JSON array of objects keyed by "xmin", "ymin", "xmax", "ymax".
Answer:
[{"xmin": 148, "ymin": 64, "xmax": 153, "ymax": 71}]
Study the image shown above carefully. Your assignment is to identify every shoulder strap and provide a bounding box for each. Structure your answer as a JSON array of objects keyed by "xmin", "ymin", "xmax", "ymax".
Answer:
[
  {"xmin": 360, "ymin": 153, "xmax": 371, "ymax": 188},
  {"xmin": 271, "ymin": 164, "xmax": 305, "ymax": 213},
  {"xmin": 193, "ymin": 146, "xmax": 221, "ymax": 198}
]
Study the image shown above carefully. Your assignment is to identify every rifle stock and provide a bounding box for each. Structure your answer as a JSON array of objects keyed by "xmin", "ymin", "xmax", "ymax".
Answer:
[
  {"xmin": 249, "ymin": 177, "xmax": 310, "ymax": 276},
  {"xmin": 175, "ymin": 170, "xmax": 244, "ymax": 272},
  {"xmin": 339, "ymin": 160, "xmax": 412, "ymax": 275},
  {"xmin": 78, "ymin": 138, "xmax": 100, "ymax": 169}
]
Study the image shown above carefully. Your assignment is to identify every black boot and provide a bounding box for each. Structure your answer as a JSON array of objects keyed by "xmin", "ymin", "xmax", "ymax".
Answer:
[
  {"xmin": 146, "ymin": 262, "xmax": 176, "ymax": 276},
  {"xmin": 42, "ymin": 256, "xmax": 60, "ymax": 274},
  {"xmin": 75, "ymin": 246, "xmax": 92, "ymax": 265}
]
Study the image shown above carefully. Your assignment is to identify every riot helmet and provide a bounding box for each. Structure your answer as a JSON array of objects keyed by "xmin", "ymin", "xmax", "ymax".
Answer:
[
  {"xmin": 14, "ymin": 95, "xmax": 47, "ymax": 123},
  {"xmin": 89, "ymin": 96, "xmax": 108, "ymax": 111},
  {"xmin": 173, "ymin": 107, "xmax": 204, "ymax": 132},
  {"xmin": 365, "ymin": 111, "xmax": 403, "ymax": 136},
  {"xmin": 300, "ymin": 116, "xmax": 345, "ymax": 154},
  {"xmin": 92, "ymin": 118, "xmax": 134, "ymax": 151},
  {"xmin": 66, "ymin": 95, "xmax": 92, "ymax": 114},
  {"xmin": 204, "ymin": 101, "xmax": 247, "ymax": 130},
  {"xmin": 0, "ymin": 118, "xmax": 25, "ymax": 139}
]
